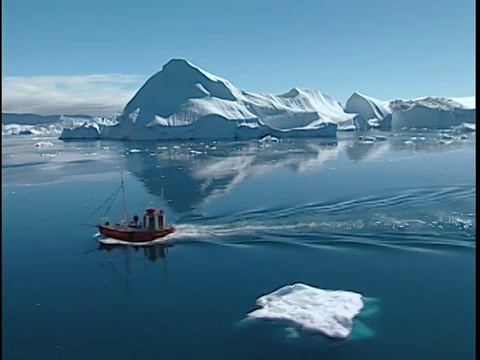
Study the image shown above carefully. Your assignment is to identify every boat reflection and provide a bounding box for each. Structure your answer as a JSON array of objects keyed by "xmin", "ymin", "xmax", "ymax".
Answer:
[{"xmin": 98, "ymin": 242, "xmax": 170, "ymax": 263}]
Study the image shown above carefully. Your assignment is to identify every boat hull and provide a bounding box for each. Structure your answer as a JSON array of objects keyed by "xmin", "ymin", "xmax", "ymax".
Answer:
[{"xmin": 98, "ymin": 225, "xmax": 176, "ymax": 242}]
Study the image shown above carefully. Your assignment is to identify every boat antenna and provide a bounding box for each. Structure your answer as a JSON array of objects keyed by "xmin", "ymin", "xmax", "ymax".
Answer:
[{"xmin": 120, "ymin": 171, "xmax": 129, "ymax": 223}]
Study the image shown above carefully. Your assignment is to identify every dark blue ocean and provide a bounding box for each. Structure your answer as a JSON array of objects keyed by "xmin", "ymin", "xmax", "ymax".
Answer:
[{"xmin": 2, "ymin": 131, "xmax": 475, "ymax": 359}]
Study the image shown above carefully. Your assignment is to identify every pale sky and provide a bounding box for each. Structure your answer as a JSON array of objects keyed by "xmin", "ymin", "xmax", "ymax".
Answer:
[{"xmin": 2, "ymin": 0, "xmax": 475, "ymax": 115}]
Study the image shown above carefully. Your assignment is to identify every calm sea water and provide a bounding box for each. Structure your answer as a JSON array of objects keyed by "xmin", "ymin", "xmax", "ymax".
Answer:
[{"xmin": 2, "ymin": 131, "xmax": 475, "ymax": 359}]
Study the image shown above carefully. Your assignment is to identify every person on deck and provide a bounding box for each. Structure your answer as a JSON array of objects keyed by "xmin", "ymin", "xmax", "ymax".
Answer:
[{"xmin": 133, "ymin": 214, "xmax": 139, "ymax": 226}]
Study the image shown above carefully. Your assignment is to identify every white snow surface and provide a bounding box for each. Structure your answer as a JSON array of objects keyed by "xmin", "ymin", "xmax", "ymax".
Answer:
[
  {"xmin": 450, "ymin": 96, "xmax": 475, "ymax": 109},
  {"xmin": 248, "ymin": 283, "xmax": 364, "ymax": 339},
  {"xmin": 61, "ymin": 59, "xmax": 358, "ymax": 140}
]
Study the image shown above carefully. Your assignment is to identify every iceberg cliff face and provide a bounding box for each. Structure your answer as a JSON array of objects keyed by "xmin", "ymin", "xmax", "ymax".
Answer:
[
  {"xmin": 61, "ymin": 59, "xmax": 357, "ymax": 140},
  {"xmin": 344, "ymin": 92, "xmax": 392, "ymax": 130}
]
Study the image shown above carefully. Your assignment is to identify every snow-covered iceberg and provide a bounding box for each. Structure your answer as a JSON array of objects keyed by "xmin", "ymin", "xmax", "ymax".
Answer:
[
  {"xmin": 345, "ymin": 92, "xmax": 392, "ymax": 130},
  {"xmin": 2, "ymin": 114, "xmax": 118, "ymax": 137},
  {"xmin": 247, "ymin": 283, "xmax": 364, "ymax": 339},
  {"xmin": 345, "ymin": 93, "xmax": 475, "ymax": 130},
  {"xmin": 389, "ymin": 97, "xmax": 476, "ymax": 130},
  {"xmin": 61, "ymin": 59, "xmax": 360, "ymax": 141},
  {"xmin": 2, "ymin": 123, "xmax": 63, "ymax": 136}
]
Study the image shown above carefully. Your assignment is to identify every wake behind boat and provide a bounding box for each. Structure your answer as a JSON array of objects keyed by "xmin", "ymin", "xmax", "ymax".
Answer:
[{"xmin": 94, "ymin": 173, "xmax": 176, "ymax": 243}]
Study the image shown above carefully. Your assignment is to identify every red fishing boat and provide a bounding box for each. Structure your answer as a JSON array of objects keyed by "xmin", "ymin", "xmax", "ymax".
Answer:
[{"xmin": 97, "ymin": 173, "xmax": 176, "ymax": 242}]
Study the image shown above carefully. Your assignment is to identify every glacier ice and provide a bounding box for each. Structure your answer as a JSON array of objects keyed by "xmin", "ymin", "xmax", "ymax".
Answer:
[
  {"xmin": 247, "ymin": 283, "xmax": 364, "ymax": 339},
  {"xmin": 345, "ymin": 93, "xmax": 475, "ymax": 130},
  {"xmin": 60, "ymin": 59, "xmax": 360, "ymax": 141},
  {"xmin": 345, "ymin": 92, "xmax": 392, "ymax": 130},
  {"xmin": 59, "ymin": 58, "xmax": 474, "ymax": 140},
  {"xmin": 35, "ymin": 141, "xmax": 54, "ymax": 147},
  {"xmin": 389, "ymin": 97, "xmax": 476, "ymax": 130},
  {"xmin": 2, "ymin": 123, "xmax": 63, "ymax": 136},
  {"xmin": 3, "ymin": 60, "xmax": 474, "ymax": 140},
  {"xmin": 2, "ymin": 114, "xmax": 118, "ymax": 137}
]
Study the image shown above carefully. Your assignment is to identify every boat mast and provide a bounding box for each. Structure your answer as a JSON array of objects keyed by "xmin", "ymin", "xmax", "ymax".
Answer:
[{"xmin": 120, "ymin": 171, "xmax": 129, "ymax": 223}]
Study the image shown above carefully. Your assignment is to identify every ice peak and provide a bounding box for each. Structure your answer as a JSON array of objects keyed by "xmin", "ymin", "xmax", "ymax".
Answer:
[{"xmin": 161, "ymin": 58, "xmax": 203, "ymax": 74}]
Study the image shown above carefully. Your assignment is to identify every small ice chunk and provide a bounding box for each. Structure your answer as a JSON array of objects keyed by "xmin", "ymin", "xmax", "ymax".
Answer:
[
  {"xmin": 35, "ymin": 141, "xmax": 54, "ymax": 147},
  {"xmin": 358, "ymin": 135, "xmax": 376, "ymax": 142},
  {"xmin": 259, "ymin": 135, "xmax": 280, "ymax": 143},
  {"xmin": 247, "ymin": 283, "xmax": 364, "ymax": 339}
]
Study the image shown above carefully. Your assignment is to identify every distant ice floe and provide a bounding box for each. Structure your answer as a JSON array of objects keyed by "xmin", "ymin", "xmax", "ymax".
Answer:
[
  {"xmin": 35, "ymin": 141, "xmax": 54, "ymax": 147},
  {"xmin": 2, "ymin": 123, "xmax": 63, "ymax": 136},
  {"xmin": 247, "ymin": 283, "xmax": 365, "ymax": 339},
  {"xmin": 2, "ymin": 115, "xmax": 118, "ymax": 137}
]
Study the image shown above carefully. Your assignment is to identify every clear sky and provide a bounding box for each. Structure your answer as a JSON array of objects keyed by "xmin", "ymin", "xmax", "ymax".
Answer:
[{"xmin": 2, "ymin": 0, "xmax": 476, "ymax": 115}]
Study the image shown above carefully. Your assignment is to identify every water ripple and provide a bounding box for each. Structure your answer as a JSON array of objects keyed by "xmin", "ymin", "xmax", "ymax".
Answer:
[{"xmin": 172, "ymin": 185, "xmax": 475, "ymax": 252}]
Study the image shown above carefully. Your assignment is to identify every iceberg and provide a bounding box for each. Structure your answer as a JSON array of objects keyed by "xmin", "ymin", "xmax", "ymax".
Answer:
[
  {"xmin": 345, "ymin": 93, "xmax": 475, "ymax": 130},
  {"xmin": 6, "ymin": 60, "xmax": 473, "ymax": 140},
  {"xmin": 452, "ymin": 122, "xmax": 476, "ymax": 134},
  {"xmin": 389, "ymin": 97, "xmax": 476, "ymax": 130},
  {"xmin": 34, "ymin": 141, "xmax": 54, "ymax": 147},
  {"xmin": 2, "ymin": 114, "xmax": 117, "ymax": 137},
  {"xmin": 247, "ymin": 283, "xmax": 364, "ymax": 339},
  {"xmin": 2, "ymin": 123, "xmax": 63, "ymax": 136},
  {"xmin": 345, "ymin": 92, "xmax": 392, "ymax": 130},
  {"xmin": 60, "ymin": 59, "xmax": 359, "ymax": 141}
]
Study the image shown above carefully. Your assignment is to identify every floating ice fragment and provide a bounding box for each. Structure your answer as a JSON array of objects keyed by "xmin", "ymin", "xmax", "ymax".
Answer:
[
  {"xmin": 358, "ymin": 136, "xmax": 376, "ymax": 142},
  {"xmin": 259, "ymin": 135, "xmax": 280, "ymax": 143},
  {"xmin": 35, "ymin": 141, "xmax": 54, "ymax": 147},
  {"xmin": 247, "ymin": 283, "xmax": 364, "ymax": 339}
]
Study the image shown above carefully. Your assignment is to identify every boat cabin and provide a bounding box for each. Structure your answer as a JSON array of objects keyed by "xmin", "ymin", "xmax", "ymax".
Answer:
[{"xmin": 142, "ymin": 208, "xmax": 166, "ymax": 230}]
